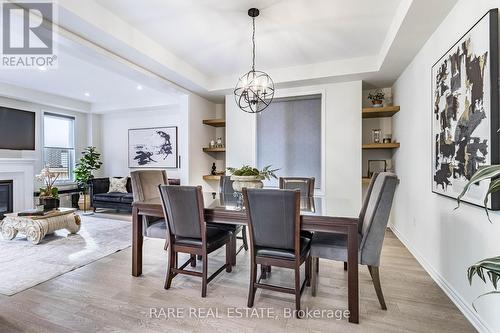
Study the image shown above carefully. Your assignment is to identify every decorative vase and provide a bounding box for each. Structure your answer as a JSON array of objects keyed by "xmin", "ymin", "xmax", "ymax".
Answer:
[
  {"xmin": 371, "ymin": 99, "xmax": 384, "ymax": 107},
  {"xmin": 39, "ymin": 197, "xmax": 60, "ymax": 211},
  {"xmin": 78, "ymin": 194, "xmax": 91, "ymax": 211},
  {"xmin": 230, "ymin": 175, "xmax": 264, "ymax": 192}
]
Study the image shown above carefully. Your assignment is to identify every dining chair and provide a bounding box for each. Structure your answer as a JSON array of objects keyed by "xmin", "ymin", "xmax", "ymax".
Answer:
[
  {"xmin": 218, "ymin": 175, "xmax": 248, "ymax": 255},
  {"xmin": 159, "ymin": 185, "xmax": 233, "ymax": 297},
  {"xmin": 243, "ymin": 188, "xmax": 312, "ymax": 316},
  {"xmin": 131, "ymin": 170, "xmax": 169, "ymax": 239},
  {"xmin": 279, "ymin": 177, "xmax": 315, "ymax": 197},
  {"xmin": 310, "ymin": 172, "xmax": 398, "ymax": 310}
]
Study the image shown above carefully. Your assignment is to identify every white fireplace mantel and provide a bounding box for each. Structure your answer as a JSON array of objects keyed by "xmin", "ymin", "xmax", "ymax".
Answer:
[{"xmin": 0, "ymin": 158, "xmax": 35, "ymax": 211}]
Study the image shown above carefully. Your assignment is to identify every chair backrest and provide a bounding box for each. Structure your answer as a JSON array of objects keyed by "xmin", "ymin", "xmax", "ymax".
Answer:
[
  {"xmin": 358, "ymin": 172, "xmax": 380, "ymax": 233},
  {"xmin": 359, "ymin": 172, "xmax": 398, "ymax": 266},
  {"xmin": 158, "ymin": 185, "xmax": 204, "ymax": 239},
  {"xmin": 219, "ymin": 175, "xmax": 234, "ymax": 194},
  {"xmin": 243, "ymin": 188, "xmax": 300, "ymax": 252},
  {"xmin": 131, "ymin": 170, "xmax": 168, "ymax": 202},
  {"xmin": 279, "ymin": 177, "xmax": 315, "ymax": 197}
]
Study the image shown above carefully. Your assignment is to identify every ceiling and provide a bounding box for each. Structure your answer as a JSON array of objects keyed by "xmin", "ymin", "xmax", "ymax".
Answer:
[{"xmin": 95, "ymin": 0, "xmax": 402, "ymax": 78}]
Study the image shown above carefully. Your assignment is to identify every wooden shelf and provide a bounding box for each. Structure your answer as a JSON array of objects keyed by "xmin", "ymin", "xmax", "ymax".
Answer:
[
  {"xmin": 362, "ymin": 106, "xmax": 400, "ymax": 118},
  {"xmin": 362, "ymin": 143, "xmax": 400, "ymax": 149},
  {"xmin": 362, "ymin": 177, "xmax": 371, "ymax": 184},
  {"xmin": 203, "ymin": 175, "xmax": 223, "ymax": 181},
  {"xmin": 203, "ymin": 147, "xmax": 226, "ymax": 153},
  {"xmin": 202, "ymin": 119, "xmax": 226, "ymax": 127}
]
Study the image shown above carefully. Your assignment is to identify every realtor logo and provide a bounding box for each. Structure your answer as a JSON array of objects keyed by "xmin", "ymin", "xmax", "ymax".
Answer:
[{"xmin": 1, "ymin": 1, "xmax": 57, "ymax": 68}]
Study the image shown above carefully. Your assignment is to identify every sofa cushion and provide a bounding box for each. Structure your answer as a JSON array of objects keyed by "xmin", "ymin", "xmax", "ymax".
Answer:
[
  {"xmin": 108, "ymin": 177, "xmax": 128, "ymax": 193},
  {"xmin": 93, "ymin": 193, "xmax": 125, "ymax": 203},
  {"xmin": 121, "ymin": 193, "xmax": 134, "ymax": 204}
]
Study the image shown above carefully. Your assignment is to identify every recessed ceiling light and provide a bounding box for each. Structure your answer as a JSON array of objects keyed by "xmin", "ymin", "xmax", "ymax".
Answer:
[
  {"xmin": 137, "ymin": 85, "xmax": 143, "ymax": 90},
  {"xmin": 38, "ymin": 66, "xmax": 47, "ymax": 71},
  {"xmin": 84, "ymin": 92, "xmax": 90, "ymax": 97}
]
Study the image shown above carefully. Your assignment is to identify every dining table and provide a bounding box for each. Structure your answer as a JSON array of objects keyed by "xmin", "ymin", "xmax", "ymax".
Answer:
[{"xmin": 131, "ymin": 192, "xmax": 359, "ymax": 324}]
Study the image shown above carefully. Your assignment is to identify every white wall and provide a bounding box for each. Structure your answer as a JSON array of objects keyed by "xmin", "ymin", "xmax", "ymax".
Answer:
[
  {"xmin": 0, "ymin": 96, "xmax": 90, "ymax": 188},
  {"xmin": 226, "ymin": 81, "xmax": 362, "ymax": 216},
  {"xmin": 392, "ymin": 1, "xmax": 500, "ymax": 332},
  {"xmin": 99, "ymin": 104, "xmax": 188, "ymax": 183}
]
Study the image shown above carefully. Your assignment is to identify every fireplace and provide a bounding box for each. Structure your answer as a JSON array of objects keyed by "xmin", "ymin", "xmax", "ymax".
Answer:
[{"xmin": 0, "ymin": 180, "xmax": 13, "ymax": 219}]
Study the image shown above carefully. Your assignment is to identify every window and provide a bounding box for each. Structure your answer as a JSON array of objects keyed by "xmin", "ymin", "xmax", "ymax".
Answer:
[
  {"xmin": 43, "ymin": 112, "xmax": 75, "ymax": 182},
  {"xmin": 257, "ymin": 95, "xmax": 322, "ymax": 189}
]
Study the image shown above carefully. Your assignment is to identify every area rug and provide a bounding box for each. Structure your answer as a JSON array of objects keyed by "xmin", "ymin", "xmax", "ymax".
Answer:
[{"xmin": 0, "ymin": 215, "xmax": 131, "ymax": 296}]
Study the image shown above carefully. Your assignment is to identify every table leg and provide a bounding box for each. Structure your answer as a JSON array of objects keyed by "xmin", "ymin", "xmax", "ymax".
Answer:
[
  {"xmin": 132, "ymin": 207, "xmax": 143, "ymax": 277},
  {"xmin": 347, "ymin": 224, "xmax": 359, "ymax": 323}
]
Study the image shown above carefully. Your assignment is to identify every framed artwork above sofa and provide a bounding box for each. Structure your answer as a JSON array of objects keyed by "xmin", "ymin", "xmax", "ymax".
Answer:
[{"xmin": 128, "ymin": 126, "xmax": 178, "ymax": 168}]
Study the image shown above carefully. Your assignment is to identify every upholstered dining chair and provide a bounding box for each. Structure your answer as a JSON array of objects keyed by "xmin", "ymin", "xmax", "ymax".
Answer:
[
  {"xmin": 279, "ymin": 177, "xmax": 315, "ymax": 197},
  {"xmin": 310, "ymin": 172, "xmax": 398, "ymax": 310},
  {"xmin": 218, "ymin": 175, "xmax": 248, "ymax": 254},
  {"xmin": 159, "ymin": 185, "xmax": 233, "ymax": 297},
  {"xmin": 130, "ymin": 170, "xmax": 169, "ymax": 239},
  {"xmin": 243, "ymin": 188, "xmax": 312, "ymax": 316}
]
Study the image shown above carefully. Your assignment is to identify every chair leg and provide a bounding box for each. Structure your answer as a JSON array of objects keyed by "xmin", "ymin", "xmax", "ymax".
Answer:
[
  {"xmin": 201, "ymin": 253, "xmax": 208, "ymax": 298},
  {"xmin": 197, "ymin": 255, "xmax": 202, "ymax": 261},
  {"xmin": 311, "ymin": 257, "xmax": 318, "ymax": 297},
  {"xmin": 190, "ymin": 254, "xmax": 196, "ymax": 267},
  {"xmin": 260, "ymin": 265, "xmax": 267, "ymax": 279},
  {"xmin": 316, "ymin": 257, "xmax": 319, "ymax": 273},
  {"xmin": 295, "ymin": 265, "xmax": 301, "ymax": 318},
  {"xmin": 242, "ymin": 226, "xmax": 248, "ymax": 251},
  {"xmin": 164, "ymin": 248, "xmax": 175, "ymax": 290},
  {"xmin": 230, "ymin": 234, "xmax": 237, "ymax": 266},
  {"xmin": 248, "ymin": 262, "xmax": 257, "ymax": 307},
  {"xmin": 225, "ymin": 243, "xmax": 232, "ymax": 273},
  {"xmin": 368, "ymin": 265, "xmax": 387, "ymax": 310},
  {"xmin": 306, "ymin": 256, "xmax": 312, "ymax": 287},
  {"xmin": 344, "ymin": 262, "xmax": 347, "ymax": 271}
]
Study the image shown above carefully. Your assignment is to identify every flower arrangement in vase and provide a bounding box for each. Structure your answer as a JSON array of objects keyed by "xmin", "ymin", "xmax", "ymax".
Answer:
[
  {"xmin": 367, "ymin": 90, "xmax": 385, "ymax": 107},
  {"xmin": 36, "ymin": 167, "xmax": 61, "ymax": 211},
  {"xmin": 227, "ymin": 165, "xmax": 279, "ymax": 192}
]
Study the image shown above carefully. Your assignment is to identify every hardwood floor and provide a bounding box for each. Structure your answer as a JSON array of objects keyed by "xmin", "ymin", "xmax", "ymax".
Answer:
[{"xmin": 0, "ymin": 214, "xmax": 476, "ymax": 332}]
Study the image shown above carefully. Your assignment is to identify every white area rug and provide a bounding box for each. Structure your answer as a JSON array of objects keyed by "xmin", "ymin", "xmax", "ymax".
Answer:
[{"xmin": 0, "ymin": 215, "xmax": 131, "ymax": 296}]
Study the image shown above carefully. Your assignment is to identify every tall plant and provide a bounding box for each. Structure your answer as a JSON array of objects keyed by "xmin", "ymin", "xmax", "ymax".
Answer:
[
  {"xmin": 74, "ymin": 146, "xmax": 102, "ymax": 211},
  {"xmin": 457, "ymin": 165, "xmax": 500, "ymax": 310}
]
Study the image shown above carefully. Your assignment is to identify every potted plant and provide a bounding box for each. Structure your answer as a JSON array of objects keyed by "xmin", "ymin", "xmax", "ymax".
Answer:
[
  {"xmin": 227, "ymin": 165, "xmax": 279, "ymax": 192},
  {"xmin": 36, "ymin": 167, "xmax": 61, "ymax": 211},
  {"xmin": 74, "ymin": 146, "xmax": 103, "ymax": 213},
  {"xmin": 456, "ymin": 166, "xmax": 500, "ymax": 310},
  {"xmin": 368, "ymin": 90, "xmax": 385, "ymax": 107}
]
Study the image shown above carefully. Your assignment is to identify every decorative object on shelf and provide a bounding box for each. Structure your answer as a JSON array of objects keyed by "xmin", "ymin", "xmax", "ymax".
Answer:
[
  {"xmin": 383, "ymin": 134, "xmax": 392, "ymax": 144},
  {"xmin": 128, "ymin": 126, "xmax": 178, "ymax": 168},
  {"xmin": 432, "ymin": 9, "xmax": 499, "ymax": 209},
  {"xmin": 36, "ymin": 167, "xmax": 60, "ymax": 211},
  {"xmin": 371, "ymin": 129, "xmax": 382, "ymax": 143},
  {"xmin": 215, "ymin": 137, "xmax": 224, "ymax": 148},
  {"xmin": 227, "ymin": 165, "xmax": 279, "ymax": 192},
  {"xmin": 367, "ymin": 89, "xmax": 385, "ymax": 107},
  {"xmin": 209, "ymin": 139, "xmax": 215, "ymax": 148},
  {"xmin": 211, "ymin": 163, "xmax": 217, "ymax": 175},
  {"xmin": 74, "ymin": 146, "xmax": 103, "ymax": 214},
  {"xmin": 367, "ymin": 160, "xmax": 387, "ymax": 178},
  {"xmin": 234, "ymin": 8, "xmax": 275, "ymax": 113}
]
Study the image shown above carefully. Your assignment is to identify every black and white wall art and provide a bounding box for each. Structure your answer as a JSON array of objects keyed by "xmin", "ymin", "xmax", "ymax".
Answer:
[
  {"xmin": 128, "ymin": 127, "xmax": 178, "ymax": 168},
  {"xmin": 432, "ymin": 9, "xmax": 499, "ymax": 208}
]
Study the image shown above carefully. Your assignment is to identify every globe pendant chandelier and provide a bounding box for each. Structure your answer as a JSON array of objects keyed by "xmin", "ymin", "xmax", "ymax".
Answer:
[{"xmin": 234, "ymin": 8, "xmax": 275, "ymax": 113}]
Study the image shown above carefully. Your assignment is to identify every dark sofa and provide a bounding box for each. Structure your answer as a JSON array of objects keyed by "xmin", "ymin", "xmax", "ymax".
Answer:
[{"xmin": 90, "ymin": 177, "xmax": 180, "ymax": 212}]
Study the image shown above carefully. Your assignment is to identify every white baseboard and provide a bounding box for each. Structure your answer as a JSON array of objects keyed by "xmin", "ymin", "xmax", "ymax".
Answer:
[{"xmin": 389, "ymin": 224, "xmax": 491, "ymax": 333}]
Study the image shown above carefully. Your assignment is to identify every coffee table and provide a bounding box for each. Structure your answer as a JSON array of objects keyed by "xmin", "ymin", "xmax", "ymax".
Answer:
[{"xmin": 0, "ymin": 208, "xmax": 80, "ymax": 244}]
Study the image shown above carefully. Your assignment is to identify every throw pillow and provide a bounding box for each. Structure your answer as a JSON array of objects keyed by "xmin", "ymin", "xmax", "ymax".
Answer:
[{"xmin": 108, "ymin": 177, "xmax": 128, "ymax": 193}]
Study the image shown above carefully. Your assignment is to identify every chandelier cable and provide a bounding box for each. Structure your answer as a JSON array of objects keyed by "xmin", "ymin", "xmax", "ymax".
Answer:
[{"xmin": 252, "ymin": 17, "xmax": 256, "ymax": 71}]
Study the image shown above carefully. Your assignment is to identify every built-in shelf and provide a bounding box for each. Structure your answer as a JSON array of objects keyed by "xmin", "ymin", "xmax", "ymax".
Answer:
[
  {"xmin": 203, "ymin": 175, "xmax": 223, "ymax": 181},
  {"xmin": 362, "ymin": 106, "xmax": 400, "ymax": 118},
  {"xmin": 203, "ymin": 147, "xmax": 226, "ymax": 153},
  {"xmin": 362, "ymin": 177, "xmax": 371, "ymax": 184},
  {"xmin": 202, "ymin": 119, "xmax": 226, "ymax": 127},
  {"xmin": 362, "ymin": 143, "xmax": 400, "ymax": 149}
]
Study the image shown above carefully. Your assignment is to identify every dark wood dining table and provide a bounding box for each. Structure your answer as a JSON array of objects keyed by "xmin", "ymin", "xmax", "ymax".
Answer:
[{"xmin": 132, "ymin": 192, "xmax": 359, "ymax": 323}]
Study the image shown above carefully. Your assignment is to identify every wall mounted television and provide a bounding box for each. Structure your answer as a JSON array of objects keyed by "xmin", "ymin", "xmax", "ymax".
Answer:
[{"xmin": 0, "ymin": 107, "xmax": 36, "ymax": 150}]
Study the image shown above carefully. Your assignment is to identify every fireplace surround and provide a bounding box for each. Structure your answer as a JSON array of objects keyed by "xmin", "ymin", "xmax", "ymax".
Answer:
[{"xmin": 0, "ymin": 180, "xmax": 13, "ymax": 219}]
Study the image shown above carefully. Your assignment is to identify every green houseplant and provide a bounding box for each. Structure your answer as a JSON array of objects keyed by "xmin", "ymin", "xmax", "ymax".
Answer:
[
  {"xmin": 227, "ymin": 165, "xmax": 279, "ymax": 192},
  {"xmin": 36, "ymin": 167, "xmax": 61, "ymax": 210},
  {"xmin": 74, "ymin": 146, "xmax": 102, "ymax": 213},
  {"xmin": 457, "ymin": 165, "xmax": 500, "ymax": 310},
  {"xmin": 367, "ymin": 89, "xmax": 385, "ymax": 107}
]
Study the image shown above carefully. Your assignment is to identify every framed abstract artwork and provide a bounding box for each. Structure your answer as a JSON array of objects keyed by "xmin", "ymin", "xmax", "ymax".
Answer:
[
  {"xmin": 128, "ymin": 126, "xmax": 178, "ymax": 168},
  {"xmin": 432, "ymin": 9, "xmax": 499, "ymax": 208}
]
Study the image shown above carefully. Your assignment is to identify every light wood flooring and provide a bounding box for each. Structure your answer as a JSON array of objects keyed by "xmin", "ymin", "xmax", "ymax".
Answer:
[{"xmin": 0, "ymin": 213, "xmax": 476, "ymax": 333}]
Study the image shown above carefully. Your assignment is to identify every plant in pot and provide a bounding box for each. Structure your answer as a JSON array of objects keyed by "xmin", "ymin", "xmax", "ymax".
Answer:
[
  {"xmin": 227, "ymin": 165, "xmax": 279, "ymax": 192},
  {"xmin": 368, "ymin": 90, "xmax": 385, "ymax": 107},
  {"xmin": 456, "ymin": 166, "xmax": 500, "ymax": 310},
  {"xmin": 36, "ymin": 167, "xmax": 61, "ymax": 211},
  {"xmin": 74, "ymin": 146, "xmax": 103, "ymax": 214}
]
